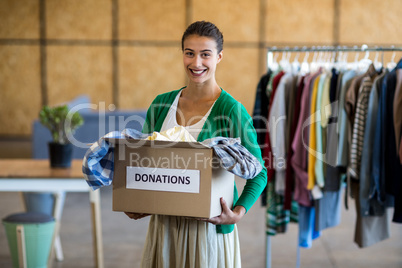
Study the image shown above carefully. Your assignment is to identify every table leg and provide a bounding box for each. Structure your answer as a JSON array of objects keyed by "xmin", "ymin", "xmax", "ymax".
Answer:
[
  {"xmin": 48, "ymin": 191, "xmax": 65, "ymax": 267},
  {"xmin": 53, "ymin": 192, "xmax": 65, "ymax": 261},
  {"xmin": 90, "ymin": 189, "xmax": 104, "ymax": 268}
]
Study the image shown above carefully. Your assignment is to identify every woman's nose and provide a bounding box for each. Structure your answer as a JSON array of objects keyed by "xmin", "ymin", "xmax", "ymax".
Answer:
[{"xmin": 193, "ymin": 55, "xmax": 202, "ymax": 67}]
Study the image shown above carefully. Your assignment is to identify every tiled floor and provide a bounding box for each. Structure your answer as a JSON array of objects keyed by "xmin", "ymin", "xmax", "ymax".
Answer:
[{"xmin": 0, "ymin": 178, "xmax": 401, "ymax": 268}]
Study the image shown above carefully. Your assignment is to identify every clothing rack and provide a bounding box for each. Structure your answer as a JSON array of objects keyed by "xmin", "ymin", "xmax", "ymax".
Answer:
[
  {"xmin": 266, "ymin": 45, "xmax": 402, "ymax": 52},
  {"xmin": 263, "ymin": 44, "xmax": 402, "ymax": 268},
  {"xmin": 266, "ymin": 45, "xmax": 402, "ymax": 74}
]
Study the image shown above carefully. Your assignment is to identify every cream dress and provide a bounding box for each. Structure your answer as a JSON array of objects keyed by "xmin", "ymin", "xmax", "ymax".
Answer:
[{"xmin": 140, "ymin": 91, "xmax": 241, "ymax": 268}]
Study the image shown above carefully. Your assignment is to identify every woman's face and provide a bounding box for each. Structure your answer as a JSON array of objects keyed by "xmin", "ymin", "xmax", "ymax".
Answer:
[{"xmin": 182, "ymin": 35, "xmax": 223, "ymax": 85}]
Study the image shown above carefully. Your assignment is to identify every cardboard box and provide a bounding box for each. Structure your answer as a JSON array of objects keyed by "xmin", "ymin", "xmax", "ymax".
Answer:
[{"xmin": 107, "ymin": 138, "xmax": 235, "ymax": 218}]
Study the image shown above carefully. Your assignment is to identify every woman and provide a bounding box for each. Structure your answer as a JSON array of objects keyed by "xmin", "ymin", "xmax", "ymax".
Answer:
[{"xmin": 125, "ymin": 21, "xmax": 267, "ymax": 268}]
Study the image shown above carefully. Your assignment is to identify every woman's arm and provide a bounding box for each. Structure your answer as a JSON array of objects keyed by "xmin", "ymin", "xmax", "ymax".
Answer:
[{"xmin": 208, "ymin": 102, "xmax": 267, "ymax": 225}]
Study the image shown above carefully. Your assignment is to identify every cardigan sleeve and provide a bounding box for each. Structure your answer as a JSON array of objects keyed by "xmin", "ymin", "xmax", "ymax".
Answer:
[{"xmin": 230, "ymin": 102, "xmax": 268, "ymax": 212}]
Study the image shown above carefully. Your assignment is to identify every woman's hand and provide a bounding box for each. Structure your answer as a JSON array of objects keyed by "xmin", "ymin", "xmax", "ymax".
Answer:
[
  {"xmin": 206, "ymin": 198, "xmax": 246, "ymax": 225},
  {"xmin": 124, "ymin": 212, "xmax": 151, "ymax": 220}
]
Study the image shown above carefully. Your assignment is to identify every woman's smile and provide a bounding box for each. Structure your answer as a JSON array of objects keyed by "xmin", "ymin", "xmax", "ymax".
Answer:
[{"xmin": 189, "ymin": 68, "xmax": 207, "ymax": 76}]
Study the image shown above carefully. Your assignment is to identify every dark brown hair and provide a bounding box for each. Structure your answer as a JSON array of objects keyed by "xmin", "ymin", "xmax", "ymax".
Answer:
[{"xmin": 181, "ymin": 21, "xmax": 224, "ymax": 53}]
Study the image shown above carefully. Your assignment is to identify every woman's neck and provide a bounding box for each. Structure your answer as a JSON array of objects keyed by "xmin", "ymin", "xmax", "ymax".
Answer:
[{"xmin": 184, "ymin": 80, "xmax": 221, "ymax": 102}]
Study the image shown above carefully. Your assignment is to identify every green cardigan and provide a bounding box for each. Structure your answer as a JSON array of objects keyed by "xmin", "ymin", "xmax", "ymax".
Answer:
[{"xmin": 142, "ymin": 87, "xmax": 267, "ymax": 234}]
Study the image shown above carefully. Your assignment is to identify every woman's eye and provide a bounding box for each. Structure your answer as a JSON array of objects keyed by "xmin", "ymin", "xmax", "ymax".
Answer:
[
  {"xmin": 202, "ymin": 53, "xmax": 210, "ymax": 57},
  {"xmin": 185, "ymin": 52, "xmax": 193, "ymax": 57}
]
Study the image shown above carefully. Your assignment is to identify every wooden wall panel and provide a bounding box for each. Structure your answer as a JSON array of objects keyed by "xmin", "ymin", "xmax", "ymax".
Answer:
[
  {"xmin": 192, "ymin": 0, "xmax": 260, "ymax": 43},
  {"xmin": 0, "ymin": 46, "xmax": 41, "ymax": 136},
  {"xmin": 265, "ymin": 0, "xmax": 334, "ymax": 44},
  {"xmin": 46, "ymin": 0, "xmax": 112, "ymax": 40},
  {"xmin": 217, "ymin": 48, "xmax": 260, "ymax": 113},
  {"xmin": 1, "ymin": 0, "xmax": 402, "ymax": 138},
  {"xmin": 339, "ymin": 0, "xmax": 402, "ymax": 45},
  {"xmin": 0, "ymin": 0, "xmax": 39, "ymax": 39},
  {"xmin": 47, "ymin": 46, "xmax": 113, "ymax": 107},
  {"xmin": 119, "ymin": 46, "xmax": 185, "ymax": 110},
  {"xmin": 119, "ymin": 0, "xmax": 185, "ymax": 41}
]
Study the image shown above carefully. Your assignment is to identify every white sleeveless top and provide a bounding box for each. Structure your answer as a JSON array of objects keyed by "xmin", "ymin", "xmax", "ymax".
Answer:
[{"xmin": 160, "ymin": 90, "xmax": 216, "ymax": 140}]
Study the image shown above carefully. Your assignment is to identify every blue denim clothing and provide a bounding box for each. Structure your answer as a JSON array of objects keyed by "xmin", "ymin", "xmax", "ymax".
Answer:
[
  {"xmin": 315, "ymin": 189, "xmax": 342, "ymax": 231},
  {"xmin": 298, "ymin": 205, "xmax": 320, "ymax": 248},
  {"xmin": 371, "ymin": 71, "xmax": 393, "ymax": 209}
]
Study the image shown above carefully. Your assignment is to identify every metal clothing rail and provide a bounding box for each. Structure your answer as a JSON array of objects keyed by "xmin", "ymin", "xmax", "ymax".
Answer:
[
  {"xmin": 264, "ymin": 44, "xmax": 402, "ymax": 268},
  {"xmin": 266, "ymin": 45, "xmax": 402, "ymax": 52}
]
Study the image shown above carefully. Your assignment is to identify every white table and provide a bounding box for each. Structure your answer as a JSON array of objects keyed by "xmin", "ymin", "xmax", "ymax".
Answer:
[{"xmin": 0, "ymin": 159, "xmax": 104, "ymax": 268}]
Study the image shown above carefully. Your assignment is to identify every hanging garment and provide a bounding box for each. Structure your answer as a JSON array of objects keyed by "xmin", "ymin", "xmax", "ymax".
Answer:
[
  {"xmin": 307, "ymin": 74, "xmax": 322, "ymax": 190},
  {"xmin": 253, "ymin": 71, "xmax": 272, "ymax": 147},
  {"xmin": 263, "ymin": 70, "xmax": 285, "ymax": 184},
  {"xmin": 253, "ymin": 71, "xmax": 272, "ymax": 206},
  {"xmin": 298, "ymin": 205, "xmax": 320, "ymax": 248},
  {"xmin": 393, "ymin": 68, "xmax": 402, "ymax": 152},
  {"xmin": 360, "ymin": 70, "xmax": 389, "ymax": 217},
  {"xmin": 399, "ymin": 135, "xmax": 402, "ymax": 164},
  {"xmin": 315, "ymin": 189, "xmax": 342, "ymax": 232},
  {"xmin": 351, "ymin": 180, "xmax": 391, "ymax": 248},
  {"xmin": 371, "ymin": 72, "xmax": 394, "ymax": 211},
  {"xmin": 336, "ymin": 70, "xmax": 357, "ymax": 169},
  {"xmin": 344, "ymin": 69, "xmax": 371, "ymax": 128},
  {"xmin": 265, "ymin": 71, "xmax": 296, "ymax": 235},
  {"xmin": 314, "ymin": 73, "xmax": 331, "ymax": 189},
  {"xmin": 268, "ymin": 72, "xmax": 294, "ymax": 194},
  {"xmin": 315, "ymin": 69, "xmax": 343, "ymax": 232},
  {"xmin": 345, "ymin": 66, "xmax": 378, "ymax": 205},
  {"xmin": 285, "ymin": 76, "xmax": 299, "ymax": 150},
  {"xmin": 383, "ymin": 61, "xmax": 402, "ymax": 223},
  {"xmin": 324, "ymin": 70, "xmax": 342, "ymax": 191},
  {"xmin": 348, "ymin": 68, "xmax": 378, "ymax": 180},
  {"xmin": 284, "ymin": 76, "xmax": 306, "ymax": 210},
  {"xmin": 373, "ymin": 64, "xmax": 402, "ymax": 223},
  {"xmin": 291, "ymin": 69, "xmax": 322, "ymax": 206}
]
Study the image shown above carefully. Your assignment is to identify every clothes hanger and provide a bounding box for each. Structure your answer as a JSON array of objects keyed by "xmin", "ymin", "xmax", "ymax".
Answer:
[
  {"xmin": 358, "ymin": 44, "xmax": 372, "ymax": 72},
  {"xmin": 279, "ymin": 50, "xmax": 292, "ymax": 73},
  {"xmin": 387, "ymin": 50, "xmax": 397, "ymax": 70},
  {"xmin": 310, "ymin": 48, "xmax": 319, "ymax": 72},
  {"xmin": 351, "ymin": 47, "xmax": 360, "ymax": 71},
  {"xmin": 323, "ymin": 50, "xmax": 333, "ymax": 71},
  {"xmin": 300, "ymin": 51, "xmax": 310, "ymax": 75},
  {"xmin": 268, "ymin": 51, "xmax": 279, "ymax": 72},
  {"xmin": 330, "ymin": 51, "xmax": 337, "ymax": 70},
  {"xmin": 291, "ymin": 52, "xmax": 301, "ymax": 74},
  {"xmin": 373, "ymin": 50, "xmax": 383, "ymax": 71},
  {"xmin": 335, "ymin": 51, "xmax": 346, "ymax": 71}
]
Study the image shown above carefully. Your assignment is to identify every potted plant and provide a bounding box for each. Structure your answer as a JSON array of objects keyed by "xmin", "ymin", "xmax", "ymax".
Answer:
[{"xmin": 39, "ymin": 104, "xmax": 84, "ymax": 168}]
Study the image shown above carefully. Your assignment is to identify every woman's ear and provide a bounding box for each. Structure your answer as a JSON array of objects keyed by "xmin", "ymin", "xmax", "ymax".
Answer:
[{"xmin": 217, "ymin": 50, "xmax": 223, "ymax": 64}]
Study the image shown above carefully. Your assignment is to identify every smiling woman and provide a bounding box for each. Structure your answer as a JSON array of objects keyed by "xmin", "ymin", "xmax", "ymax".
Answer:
[{"xmin": 125, "ymin": 21, "xmax": 267, "ymax": 268}]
